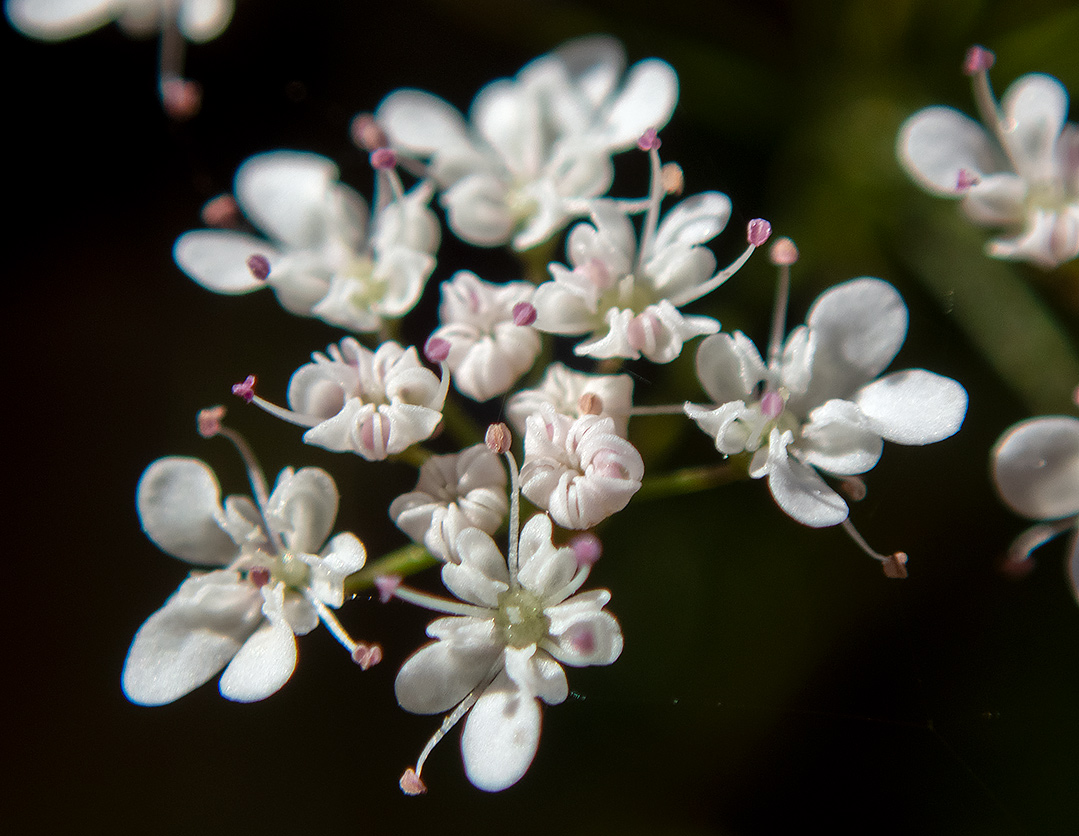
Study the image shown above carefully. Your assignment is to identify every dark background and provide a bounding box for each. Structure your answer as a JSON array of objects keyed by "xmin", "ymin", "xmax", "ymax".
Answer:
[{"xmin": 5, "ymin": 1, "xmax": 1078, "ymax": 833}]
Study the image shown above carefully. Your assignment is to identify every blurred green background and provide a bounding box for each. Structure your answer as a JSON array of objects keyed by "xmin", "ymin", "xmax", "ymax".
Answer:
[{"xmin": 5, "ymin": 0, "xmax": 1077, "ymax": 833}]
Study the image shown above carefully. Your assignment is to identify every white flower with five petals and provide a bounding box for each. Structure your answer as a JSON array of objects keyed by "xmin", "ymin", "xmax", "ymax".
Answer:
[
  {"xmin": 123, "ymin": 455, "xmax": 368, "ymax": 705},
  {"xmin": 898, "ymin": 51, "xmax": 1078, "ymax": 268},
  {"xmin": 375, "ymin": 35, "xmax": 677, "ymax": 250},
  {"xmin": 685, "ymin": 278, "xmax": 968, "ymax": 528},
  {"xmin": 6, "ymin": 0, "xmax": 233, "ymax": 42},
  {"xmin": 174, "ymin": 151, "xmax": 439, "ymax": 331}
]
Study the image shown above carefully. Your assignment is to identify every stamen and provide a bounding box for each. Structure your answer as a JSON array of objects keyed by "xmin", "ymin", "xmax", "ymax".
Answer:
[
  {"xmin": 686, "ymin": 219, "xmax": 772, "ymax": 302},
  {"xmin": 1001, "ymin": 519, "xmax": 1075, "ymax": 578},
  {"xmin": 307, "ymin": 594, "xmax": 367, "ymax": 655},
  {"xmin": 485, "ymin": 422, "xmax": 512, "ymax": 455},
  {"xmin": 841, "ymin": 519, "xmax": 908, "ymax": 579},
  {"xmin": 760, "ymin": 390, "xmax": 784, "ymax": 419},
  {"xmin": 375, "ymin": 574, "xmax": 402, "ymax": 603},
  {"xmin": 661, "ymin": 163, "xmax": 684, "ymax": 196},
  {"xmin": 404, "ymin": 684, "xmax": 487, "ymax": 795},
  {"xmin": 623, "ymin": 404, "xmax": 688, "ymax": 416},
  {"xmin": 386, "ymin": 582, "xmax": 493, "ymax": 618},
  {"xmin": 569, "ymin": 532, "xmax": 602, "ymax": 567},
  {"xmin": 962, "ymin": 45, "xmax": 995, "ymax": 76},
  {"xmin": 504, "ymin": 448, "xmax": 522, "ymax": 583},
  {"xmin": 249, "ymin": 394, "xmax": 323, "ymax": 429},
  {"xmin": 246, "ymin": 255, "xmax": 271, "ymax": 281},
  {"xmin": 578, "ymin": 393, "xmax": 603, "ymax": 415},
  {"xmin": 160, "ymin": 77, "xmax": 202, "ymax": 121},
  {"xmin": 637, "ymin": 128, "xmax": 661, "ymax": 151},
  {"xmin": 399, "ymin": 768, "xmax": 427, "ymax": 796},
  {"xmin": 838, "ymin": 476, "xmax": 868, "ymax": 503},
  {"xmin": 197, "ymin": 405, "xmax": 226, "ymax": 438},
  {"xmin": 768, "ymin": 237, "xmax": 799, "ymax": 266},
  {"xmin": 370, "ymin": 148, "xmax": 397, "ymax": 170},
  {"xmin": 350, "ymin": 113, "xmax": 389, "ymax": 151},
  {"xmin": 249, "ymin": 568, "xmax": 271, "ymax": 587},
  {"xmin": 351, "ymin": 643, "xmax": 384, "ymax": 670},
  {"xmin": 512, "ymin": 302, "xmax": 537, "ymax": 327},
  {"xmin": 765, "ymin": 234, "xmax": 792, "ymax": 369},
  {"xmin": 747, "ymin": 218, "xmax": 772, "ymax": 247},
  {"xmin": 424, "ymin": 336, "xmax": 451, "ymax": 364},
  {"xmin": 232, "ymin": 375, "xmax": 257, "ymax": 403},
  {"xmin": 635, "ymin": 130, "xmax": 666, "ymax": 270},
  {"xmin": 200, "ymin": 194, "xmax": 241, "ymax": 228}
]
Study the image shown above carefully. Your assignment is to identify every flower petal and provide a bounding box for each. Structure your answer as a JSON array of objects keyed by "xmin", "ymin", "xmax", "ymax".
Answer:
[
  {"xmin": 173, "ymin": 230, "xmax": 278, "ymax": 295},
  {"xmin": 137, "ymin": 457, "xmax": 239, "ymax": 566},
  {"xmin": 266, "ymin": 466, "xmax": 338, "ymax": 555},
  {"xmin": 217, "ymin": 618, "xmax": 297, "ymax": 703},
  {"xmin": 694, "ymin": 331, "xmax": 765, "ymax": 405},
  {"xmin": 461, "ymin": 670, "xmax": 542, "ymax": 792},
  {"xmin": 504, "ymin": 645, "xmax": 568, "ymax": 705},
  {"xmin": 799, "ymin": 399, "xmax": 884, "ymax": 475},
  {"xmin": 650, "ymin": 192, "xmax": 731, "ymax": 256},
  {"xmin": 854, "ymin": 369, "xmax": 968, "ymax": 445},
  {"xmin": 764, "ymin": 431, "xmax": 849, "ymax": 527},
  {"xmin": 177, "ymin": 0, "xmax": 233, "ymax": 42},
  {"xmin": 444, "ymin": 528, "xmax": 511, "ymax": 607},
  {"xmin": 6, "ymin": 0, "xmax": 116, "ymax": 41},
  {"xmin": 545, "ymin": 599, "xmax": 623, "ymax": 667},
  {"xmin": 376, "ymin": 89, "xmax": 471, "ymax": 156},
  {"xmin": 992, "ymin": 416, "xmax": 1079, "ymax": 520},
  {"xmin": 897, "ymin": 106, "xmax": 1003, "ymax": 195},
  {"xmin": 234, "ymin": 151, "xmax": 340, "ymax": 250},
  {"xmin": 395, "ymin": 633, "xmax": 501, "ymax": 715},
  {"xmin": 1001, "ymin": 73, "xmax": 1069, "ymax": 182},
  {"xmin": 598, "ymin": 59, "xmax": 679, "ymax": 151}
]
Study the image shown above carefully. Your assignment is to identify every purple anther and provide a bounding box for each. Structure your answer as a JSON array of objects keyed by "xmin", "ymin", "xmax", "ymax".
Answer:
[
  {"xmin": 424, "ymin": 336, "xmax": 451, "ymax": 364},
  {"xmin": 161, "ymin": 77, "xmax": 202, "ymax": 122},
  {"xmin": 485, "ymin": 422, "xmax": 512, "ymax": 454},
  {"xmin": 351, "ymin": 642, "xmax": 383, "ymax": 670},
  {"xmin": 747, "ymin": 218, "xmax": 772, "ymax": 247},
  {"xmin": 249, "ymin": 568, "xmax": 271, "ymax": 587},
  {"xmin": 197, "ymin": 405, "xmax": 226, "ymax": 438},
  {"xmin": 374, "ymin": 574, "xmax": 402, "ymax": 603},
  {"xmin": 200, "ymin": 194, "xmax": 240, "ymax": 229},
  {"xmin": 963, "ymin": 45, "xmax": 995, "ymax": 76},
  {"xmin": 760, "ymin": 390, "xmax": 784, "ymax": 420},
  {"xmin": 637, "ymin": 127, "xmax": 661, "ymax": 152},
  {"xmin": 512, "ymin": 301, "xmax": 537, "ymax": 327},
  {"xmin": 400, "ymin": 768, "xmax": 427, "ymax": 796},
  {"xmin": 246, "ymin": 254, "xmax": 271, "ymax": 281},
  {"xmin": 232, "ymin": 375, "xmax": 257, "ymax": 403},
  {"xmin": 569, "ymin": 532, "xmax": 602, "ymax": 567},
  {"xmin": 350, "ymin": 113, "xmax": 389, "ymax": 151},
  {"xmin": 956, "ymin": 169, "xmax": 981, "ymax": 191},
  {"xmin": 768, "ymin": 237, "xmax": 799, "ymax": 266},
  {"xmin": 370, "ymin": 147, "xmax": 397, "ymax": 170}
]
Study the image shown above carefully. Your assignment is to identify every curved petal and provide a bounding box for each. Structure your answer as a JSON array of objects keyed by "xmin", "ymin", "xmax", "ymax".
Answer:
[
  {"xmin": 173, "ymin": 230, "xmax": 278, "ymax": 295},
  {"xmin": 376, "ymin": 89, "xmax": 471, "ymax": 156},
  {"xmin": 695, "ymin": 331, "xmax": 765, "ymax": 405},
  {"xmin": 442, "ymin": 174, "xmax": 515, "ymax": 247},
  {"xmin": 1001, "ymin": 74, "xmax": 1069, "ymax": 182},
  {"xmin": 235, "ymin": 151, "xmax": 339, "ymax": 250},
  {"xmin": 461, "ymin": 670, "xmax": 542, "ymax": 792},
  {"xmin": 137, "ymin": 457, "xmax": 239, "ymax": 566},
  {"xmin": 6, "ymin": 0, "xmax": 117, "ymax": 41},
  {"xmin": 650, "ymin": 192, "xmax": 731, "ymax": 257},
  {"xmin": 545, "ymin": 603, "xmax": 623, "ymax": 667},
  {"xmin": 799, "ymin": 399, "xmax": 884, "ymax": 475},
  {"xmin": 961, "ymin": 172, "xmax": 1026, "ymax": 226},
  {"xmin": 854, "ymin": 369, "xmax": 968, "ymax": 445},
  {"xmin": 992, "ymin": 416, "xmax": 1079, "ymax": 520},
  {"xmin": 763, "ymin": 431, "xmax": 849, "ymax": 527},
  {"xmin": 177, "ymin": 0, "xmax": 233, "ymax": 42},
  {"xmin": 217, "ymin": 618, "xmax": 297, "ymax": 703},
  {"xmin": 504, "ymin": 645, "xmax": 568, "ymax": 705},
  {"xmin": 898, "ymin": 106, "xmax": 1003, "ymax": 195},
  {"xmin": 394, "ymin": 635, "xmax": 501, "ymax": 715},
  {"xmin": 552, "ymin": 34, "xmax": 625, "ymax": 109},
  {"xmin": 598, "ymin": 59, "xmax": 679, "ymax": 151},
  {"xmin": 266, "ymin": 466, "xmax": 338, "ymax": 555},
  {"xmin": 444, "ymin": 528, "xmax": 510, "ymax": 607}
]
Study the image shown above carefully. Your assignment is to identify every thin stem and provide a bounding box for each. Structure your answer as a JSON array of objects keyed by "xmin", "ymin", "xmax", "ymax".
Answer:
[
  {"xmin": 971, "ymin": 70, "xmax": 1021, "ymax": 172},
  {"xmin": 767, "ymin": 260, "xmax": 790, "ymax": 369},
  {"xmin": 504, "ymin": 450, "xmax": 521, "ymax": 583},
  {"xmin": 215, "ymin": 425, "xmax": 285, "ymax": 553},
  {"xmin": 308, "ymin": 594, "xmax": 358, "ymax": 654},
  {"xmin": 344, "ymin": 543, "xmax": 437, "ymax": 596},
  {"xmin": 633, "ymin": 462, "xmax": 746, "ymax": 503},
  {"xmin": 635, "ymin": 146, "xmax": 664, "ymax": 273},
  {"xmin": 157, "ymin": 0, "xmax": 186, "ymax": 91},
  {"xmin": 391, "ymin": 585, "xmax": 492, "ymax": 618}
]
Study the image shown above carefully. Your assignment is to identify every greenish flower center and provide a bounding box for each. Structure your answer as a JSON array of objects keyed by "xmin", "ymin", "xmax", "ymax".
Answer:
[
  {"xmin": 343, "ymin": 256, "xmax": 388, "ymax": 310},
  {"xmin": 494, "ymin": 587, "xmax": 550, "ymax": 649},
  {"xmin": 271, "ymin": 551, "xmax": 311, "ymax": 589}
]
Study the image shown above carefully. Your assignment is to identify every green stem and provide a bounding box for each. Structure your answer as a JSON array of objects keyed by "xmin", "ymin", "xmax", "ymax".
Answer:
[
  {"xmin": 634, "ymin": 460, "xmax": 747, "ymax": 503},
  {"xmin": 344, "ymin": 543, "xmax": 437, "ymax": 596}
]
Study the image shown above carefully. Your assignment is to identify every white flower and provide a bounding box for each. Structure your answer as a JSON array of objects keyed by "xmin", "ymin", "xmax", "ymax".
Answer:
[
  {"xmin": 507, "ymin": 361, "xmax": 634, "ymax": 438},
  {"xmin": 685, "ymin": 278, "xmax": 968, "ymax": 528},
  {"xmin": 6, "ymin": 0, "xmax": 233, "ymax": 42},
  {"xmin": 427, "ymin": 271, "xmax": 540, "ymax": 402},
  {"xmin": 991, "ymin": 415, "xmax": 1079, "ymax": 599},
  {"xmin": 249, "ymin": 339, "xmax": 449, "ymax": 461},
  {"xmin": 375, "ymin": 35, "xmax": 678, "ymax": 250},
  {"xmin": 390, "ymin": 444, "xmax": 508, "ymax": 562},
  {"xmin": 174, "ymin": 151, "xmax": 439, "ymax": 331},
  {"xmin": 532, "ymin": 196, "xmax": 765, "ymax": 363},
  {"xmin": 123, "ymin": 455, "xmax": 368, "ymax": 705},
  {"xmin": 898, "ymin": 52, "xmax": 1078, "ymax": 268},
  {"xmin": 391, "ymin": 513, "xmax": 622, "ymax": 793},
  {"xmin": 521, "ymin": 404, "xmax": 644, "ymax": 529}
]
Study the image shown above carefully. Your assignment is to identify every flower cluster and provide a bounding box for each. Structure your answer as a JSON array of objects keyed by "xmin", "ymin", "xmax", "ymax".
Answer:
[{"xmin": 114, "ymin": 32, "xmax": 1079, "ymax": 799}]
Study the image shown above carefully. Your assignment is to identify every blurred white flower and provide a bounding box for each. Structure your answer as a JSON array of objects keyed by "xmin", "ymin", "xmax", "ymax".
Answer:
[
  {"xmin": 123, "ymin": 453, "xmax": 370, "ymax": 706},
  {"xmin": 391, "ymin": 513, "xmax": 622, "ymax": 793},
  {"xmin": 991, "ymin": 415, "xmax": 1079, "ymax": 598},
  {"xmin": 898, "ymin": 48, "xmax": 1078, "ymax": 268},
  {"xmin": 390, "ymin": 444, "xmax": 508, "ymax": 562},
  {"xmin": 6, "ymin": 0, "xmax": 233, "ymax": 42},
  {"xmin": 174, "ymin": 151, "xmax": 439, "ymax": 331},
  {"xmin": 686, "ymin": 278, "xmax": 968, "ymax": 528},
  {"xmin": 507, "ymin": 361, "xmax": 634, "ymax": 438},
  {"xmin": 375, "ymin": 35, "xmax": 678, "ymax": 250},
  {"xmin": 427, "ymin": 271, "xmax": 540, "ymax": 402},
  {"xmin": 246, "ymin": 339, "xmax": 448, "ymax": 461},
  {"xmin": 521, "ymin": 404, "xmax": 644, "ymax": 529}
]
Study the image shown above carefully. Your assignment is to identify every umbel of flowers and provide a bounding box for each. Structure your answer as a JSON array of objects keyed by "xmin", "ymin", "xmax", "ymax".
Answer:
[{"xmin": 113, "ymin": 33, "xmax": 1079, "ymax": 797}]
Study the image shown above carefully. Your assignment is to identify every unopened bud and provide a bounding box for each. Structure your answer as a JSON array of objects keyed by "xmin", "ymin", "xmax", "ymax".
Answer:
[
  {"xmin": 400, "ymin": 768, "xmax": 427, "ymax": 795},
  {"xmin": 747, "ymin": 218, "xmax": 772, "ymax": 247},
  {"xmin": 578, "ymin": 392, "xmax": 604, "ymax": 415},
  {"xmin": 768, "ymin": 237, "xmax": 798, "ymax": 266},
  {"xmin": 963, "ymin": 45, "xmax": 995, "ymax": 76},
  {"xmin": 882, "ymin": 552, "xmax": 908, "ymax": 579},
  {"xmin": 351, "ymin": 113, "xmax": 389, "ymax": 150},
  {"xmin": 661, "ymin": 163, "xmax": 684, "ymax": 196},
  {"xmin": 197, "ymin": 405, "xmax": 226, "ymax": 438},
  {"xmin": 485, "ymin": 422, "xmax": 512, "ymax": 454}
]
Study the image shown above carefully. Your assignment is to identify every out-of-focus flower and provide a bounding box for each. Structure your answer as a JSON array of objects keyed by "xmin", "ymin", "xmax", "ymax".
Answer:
[
  {"xmin": 245, "ymin": 339, "xmax": 448, "ymax": 461},
  {"xmin": 175, "ymin": 151, "xmax": 439, "ymax": 331},
  {"xmin": 390, "ymin": 512, "xmax": 622, "ymax": 793},
  {"xmin": 991, "ymin": 415, "xmax": 1079, "ymax": 599},
  {"xmin": 375, "ymin": 35, "xmax": 678, "ymax": 250},
  {"xmin": 426, "ymin": 271, "xmax": 540, "ymax": 402},
  {"xmin": 520, "ymin": 404, "xmax": 644, "ymax": 529},
  {"xmin": 898, "ymin": 47, "xmax": 1078, "ymax": 268},
  {"xmin": 123, "ymin": 450, "xmax": 370, "ymax": 706},
  {"xmin": 390, "ymin": 444, "xmax": 508, "ymax": 562},
  {"xmin": 686, "ymin": 278, "xmax": 968, "ymax": 528},
  {"xmin": 6, "ymin": 0, "xmax": 233, "ymax": 42},
  {"xmin": 507, "ymin": 362, "xmax": 634, "ymax": 438}
]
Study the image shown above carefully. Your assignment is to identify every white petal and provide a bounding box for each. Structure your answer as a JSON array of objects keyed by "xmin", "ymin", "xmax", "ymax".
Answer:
[
  {"xmin": 173, "ymin": 230, "xmax": 277, "ymax": 295},
  {"xmin": 266, "ymin": 466, "xmax": 338, "ymax": 555},
  {"xmin": 961, "ymin": 173, "xmax": 1026, "ymax": 226},
  {"xmin": 121, "ymin": 572, "xmax": 263, "ymax": 706},
  {"xmin": 137, "ymin": 457, "xmax": 239, "ymax": 566},
  {"xmin": 444, "ymin": 528, "xmax": 510, "ymax": 607},
  {"xmin": 764, "ymin": 431, "xmax": 849, "ymax": 527},
  {"xmin": 177, "ymin": 0, "xmax": 233, "ymax": 42},
  {"xmin": 650, "ymin": 192, "xmax": 731, "ymax": 256},
  {"xmin": 799, "ymin": 399, "xmax": 884, "ymax": 475},
  {"xmin": 798, "ymin": 278, "xmax": 908, "ymax": 408},
  {"xmin": 1001, "ymin": 74, "xmax": 1069, "ymax": 182},
  {"xmin": 461, "ymin": 671, "xmax": 542, "ymax": 792},
  {"xmin": 545, "ymin": 602, "xmax": 623, "ymax": 667},
  {"xmin": 376, "ymin": 89, "xmax": 471, "ymax": 156},
  {"xmin": 395, "ymin": 635, "xmax": 501, "ymax": 714},
  {"xmin": 235, "ymin": 151, "xmax": 339, "ymax": 250},
  {"xmin": 898, "ymin": 106, "xmax": 1003, "ymax": 195},
  {"xmin": 218, "ymin": 617, "xmax": 297, "ymax": 703},
  {"xmin": 504, "ymin": 645, "xmax": 568, "ymax": 705},
  {"xmin": 442, "ymin": 174, "xmax": 515, "ymax": 247},
  {"xmin": 6, "ymin": 0, "xmax": 117, "ymax": 40},
  {"xmin": 992, "ymin": 416, "xmax": 1079, "ymax": 520},
  {"xmin": 552, "ymin": 34, "xmax": 626, "ymax": 108},
  {"xmin": 598, "ymin": 59, "xmax": 679, "ymax": 150},
  {"xmin": 516, "ymin": 514, "xmax": 577, "ymax": 600},
  {"xmin": 694, "ymin": 331, "xmax": 765, "ymax": 405},
  {"xmin": 854, "ymin": 369, "xmax": 967, "ymax": 445}
]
